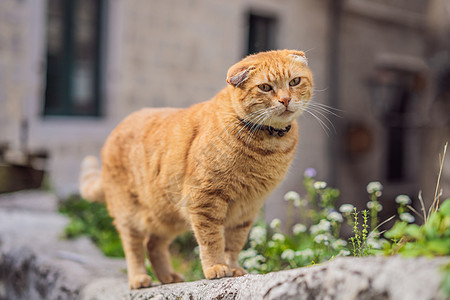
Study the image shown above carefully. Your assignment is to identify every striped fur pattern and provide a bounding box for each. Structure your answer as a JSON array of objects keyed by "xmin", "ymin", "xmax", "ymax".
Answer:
[{"xmin": 79, "ymin": 50, "xmax": 313, "ymax": 289}]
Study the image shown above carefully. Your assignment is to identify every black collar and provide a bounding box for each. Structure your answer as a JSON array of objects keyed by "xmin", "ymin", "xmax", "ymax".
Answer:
[{"xmin": 238, "ymin": 118, "xmax": 292, "ymax": 137}]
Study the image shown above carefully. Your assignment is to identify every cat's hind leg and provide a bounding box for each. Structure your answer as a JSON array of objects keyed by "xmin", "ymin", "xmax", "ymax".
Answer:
[
  {"xmin": 146, "ymin": 234, "xmax": 184, "ymax": 284},
  {"xmin": 115, "ymin": 224, "xmax": 153, "ymax": 289}
]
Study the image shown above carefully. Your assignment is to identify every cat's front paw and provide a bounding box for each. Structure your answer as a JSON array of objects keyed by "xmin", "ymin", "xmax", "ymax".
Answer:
[
  {"xmin": 231, "ymin": 267, "xmax": 247, "ymax": 277},
  {"xmin": 204, "ymin": 264, "xmax": 233, "ymax": 279},
  {"xmin": 129, "ymin": 274, "xmax": 152, "ymax": 289}
]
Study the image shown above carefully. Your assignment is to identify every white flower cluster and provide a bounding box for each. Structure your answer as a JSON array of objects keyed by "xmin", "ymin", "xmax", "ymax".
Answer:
[
  {"xmin": 239, "ymin": 248, "xmax": 266, "ymax": 271},
  {"xmin": 331, "ymin": 239, "xmax": 347, "ymax": 249},
  {"xmin": 367, "ymin": 236, "xmax": 389, "ymax": 249},
  {"xmin": 242, "ymin": 254, "xmax": 265, "ymax": 270},
  {"xmin": 292, "ymin": 223, "xmax": 307, "ymax": 235},
  {"xmin": 399, "ymin": 212, "xmax": 415, "ymax": 223},
  {"xmin": 295, "ymin": 249, "xmax": 314, "ymax": 258},
  {"xmin": 270, "ymin": 218, "xmax": 281, "ymax": 229},
  {"xmin": 339, "ymin": 204, "xmax": 355, "ymax": 214},
  {"xmin": 284, "ymin": 191, "xmax": 300, "ymax": 202},
  {"xmin": 327, "ymin": 211, "xmax": 344, "ymax": 223},
  {"xmin": 249, "ymin": 226, "xmax": 266, "ymax": 245},
  {"xmin": 367, "ymin": 201, "xmax": 383, "ymax": 212},
  {"xmin": 395, "ymin": 195, "xmax": 411, "ymax": 206},
  {"xmin": 313, "ymin": 181, "xmax": 327, "ymax": 190},
  {"xmin": 281, "ymin": 249, "xmax": 295, "ymax": 260},
  {"xmin": 310, "ymin": 219, "xmax": 331, "ymax": 235},
  {"xmin": 366, "ymin": 181, "xmax": 383, "ymax": 196},
  {"xmin": 284, "ymin": 191, "xmax": 308, "ymax": 207},
  {"xmin": 337, "ymin": 249, "xmax": 351, "ymax": 257},
  {"xmin": 313, "ymin": 234, "xmax": 329, "ymax": 245},
  {"xmin": 272, "ymin": 233, "xmax": 285, "ymax": 242}
]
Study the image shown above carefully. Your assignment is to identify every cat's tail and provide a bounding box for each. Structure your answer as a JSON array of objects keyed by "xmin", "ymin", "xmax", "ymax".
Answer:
[{"xmin": 79, "ymin": 156, "xmax": 105, "ymax": 203}]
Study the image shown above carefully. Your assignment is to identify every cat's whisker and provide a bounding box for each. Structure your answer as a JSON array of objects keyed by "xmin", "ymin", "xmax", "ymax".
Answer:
[
  {"xmin": 308, "ymin": 101, "xmax": 343, "ymax": 116},
  {"xmin": 224, "ymin": 109, "xmax": 267, "ymax": 140},
  {"xmin": 243, "ymin": 112, "xmax": 269, "ymax": 143},
  {"xmin": 246, "ymin": 113, "xmax": 270, "ymax": 144},
  {"xmin": 305, "ymin": 106, "xmax": 336, "ymax": 133},
  {"xmin": 302, "ymin": 109, "xmax": 332, "ymax": 136},
  {"xmin": 312, "ymin": 87, "xmax": 329, "ymax": 93},
  {"xmin": 234, "ymin": 111, "xmax": 267, "ymax": 138}
]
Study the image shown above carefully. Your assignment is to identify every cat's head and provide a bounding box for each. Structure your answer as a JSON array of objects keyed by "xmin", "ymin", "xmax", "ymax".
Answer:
[{"xmin": 226, "ymin": 50, "xmax": 313, "ymax": 128}]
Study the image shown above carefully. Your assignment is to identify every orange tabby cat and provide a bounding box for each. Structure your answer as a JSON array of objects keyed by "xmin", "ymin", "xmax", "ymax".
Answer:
[{"xmin": 79, "ymin": 49, "xmax": 313, "ymax": 289}]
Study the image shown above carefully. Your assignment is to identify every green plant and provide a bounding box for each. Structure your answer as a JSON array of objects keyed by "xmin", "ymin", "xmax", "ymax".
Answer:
[
  {"xmin": 59, "ymin": 195, "xmax": 124, "ymax": 257},
  {"xmin": 59, "ymin": 195, "xmax": 205, "ymax": 280},
  {"xmin": 239, "ymin": 169, "xmax": 350, "ymax": 274},
  {"xmin": 384, "ymin": 198, "xmax": 450, "ymax": 257}
]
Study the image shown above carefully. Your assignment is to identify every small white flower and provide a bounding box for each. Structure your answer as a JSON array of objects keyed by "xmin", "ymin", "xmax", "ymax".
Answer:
[
  {"xmin": 272, "ymin": 233, "xmax": 285, "ymax": 242},
  {"xmin": 310, "ymin": 224, "xmax": 320, "ymax": 235},
  {"xmin": 313, "ymin": 234, "xmax": 329, "ymax": 244},
  {"xmin": 331, "ymin": 239, "xmax": 347, "ymax": 249},
  {"xmin": 281, "ymin": 249, "xmax": 295, "ymax": 260},
  {"xmin": 395, "ymin": 195, "xmax": 412, "ymax": 206},
  {"xmin": 267, "ymin": 241, "xmax": 276, "ymax": 248},
  {"xmin": 243, "ymin": 255, "xmax": 265, "ymax": 269},
  {"xmin": 313, "ymin": 181, "xmax": 327, "ymax": 190},
  {"xmin": 239, "ymin": 248, "xmax": 258, "ymax": 260},
  {"xmin": 318, "ymin": 219, "xmax": 332, "ymax": 232},
  {"xmin": 367, "ymin": 237, "xmax": 383, "ymax": 249},
  {"xmin": 339, "ymin": 204, "xmax": 355, "ymax": 214},
  {"xmin": 249, "ymin": 226, "xmax": 266, "ymax": 245},
  {"xmin": 270, "ymin": 218, "xmax": 281, "ymax": 229},
  {"xmin": 328, "ymin": 211, "xmax": 344, "ymax": 223},
  {"xmin": 293, "ymin": 198, "xmax": 307, "ymax": 208},
  {"xmin": 337, "ymin": 249, "xmax": 351, "ymax": 257},
  {"xmin": 284, "ymin": 191, "xmax": 300, "ymax": 202},
  {"xmin": 366, "ymin": 181, "xmax": 383, "ymax": 194},
  {"xmin": 292, "ymin": 223, "xmax": 307, "ymax": 235},
  {"xmin": 367, "ymin": 201, "xmax": 383, "ymax": 212},
  {"xmin": 295, "ymin": 249, "xmax": 314, "ymax": 258},
  {"xmin": 399, "ymin": 212, "xmax": 415, "ymax": 223},
  {"xmin": 310, "ymin": 219, "xmax": 332, "ymax": 235}
]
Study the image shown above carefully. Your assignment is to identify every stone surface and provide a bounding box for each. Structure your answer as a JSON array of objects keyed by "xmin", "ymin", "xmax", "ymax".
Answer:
[
  {"xmin": 0, "ymin": 191, "xmax": 448, "ymax": 300},
  {"xmin": 0, "ymin": 191, "xmax": 126, "ymax": 300},
  {"xmin": 83, "ymin": 256, "xmax": 448, "ymax": 300}
]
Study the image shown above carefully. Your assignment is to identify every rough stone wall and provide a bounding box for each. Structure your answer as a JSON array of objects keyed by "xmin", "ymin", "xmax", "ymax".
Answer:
[
  {"xmin": 0, "ymin": 0, "xmax": 330, "ymax": 202},
  {"xmin": 0, "ymin": 191, "xmax": 448, "ymax": 300}
]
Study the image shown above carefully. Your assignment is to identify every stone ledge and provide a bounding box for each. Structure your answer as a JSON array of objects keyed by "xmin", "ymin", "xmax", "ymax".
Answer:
[
  {"xmin": 84, "ymin": 256, "xmax": 448, "ymax": 300},
  {"xmin": 0, "ymin": 191, "xmax": 448, "ymax": 300}
]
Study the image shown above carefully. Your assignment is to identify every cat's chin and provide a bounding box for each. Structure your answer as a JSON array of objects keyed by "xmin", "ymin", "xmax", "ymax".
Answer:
[{"xmin": 268, "ymin": 109, "xmax": 301, "ymax": 127}]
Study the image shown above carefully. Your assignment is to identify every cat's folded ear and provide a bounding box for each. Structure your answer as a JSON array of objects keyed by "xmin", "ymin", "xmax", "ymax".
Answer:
[
  {"xmin": 289, "ymin": 50, "xmax": 308, "ymax": 65},
  {"xmin": 226, "ymin": 65, "xmax": 256, "ymax": 87},
  {"xmin": 290, "ymin": 50, "xmax": 306, "ymax": 57}
]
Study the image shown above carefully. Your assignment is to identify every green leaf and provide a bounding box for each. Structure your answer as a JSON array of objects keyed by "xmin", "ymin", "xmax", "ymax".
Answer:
[
  {"xmin": 426, "ymin": 239, "xmax": 450, "ymax": 256},
  {"xmin": 439, "ymin": 199, "xmax": 450, "ymax": 216},
  {"xmin": 385, "ymin": 221, "xmax": 408, "ymax": 240},
  {"xmin": 404, "ymin": 224, "xmax": 423, "ymax": 240}
]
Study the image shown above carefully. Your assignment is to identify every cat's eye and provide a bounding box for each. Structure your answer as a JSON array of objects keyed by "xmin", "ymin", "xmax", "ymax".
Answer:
[
  {"xmin": 258, "ymin": 83, "xmax": 273, "ymax": 92},
  {"xmin": 289, "ymin": 77, "xmax": 301, "ymax": 86}
]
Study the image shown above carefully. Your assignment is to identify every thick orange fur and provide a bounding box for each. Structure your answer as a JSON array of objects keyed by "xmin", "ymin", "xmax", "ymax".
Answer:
[{"xmin": 79, "ymin": 50, "xmax": 313, "ymax": 289}]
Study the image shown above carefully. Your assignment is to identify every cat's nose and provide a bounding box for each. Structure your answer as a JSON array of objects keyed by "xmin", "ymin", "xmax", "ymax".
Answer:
[{"xmin": 279, "ymin": 97, "xmax": 291, "ymax": 107}]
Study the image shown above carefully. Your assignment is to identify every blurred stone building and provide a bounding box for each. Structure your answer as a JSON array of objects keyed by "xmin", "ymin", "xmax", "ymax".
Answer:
[{"xmin": 0, "ymin": 0, "xmax": 449, "ymax": 221}]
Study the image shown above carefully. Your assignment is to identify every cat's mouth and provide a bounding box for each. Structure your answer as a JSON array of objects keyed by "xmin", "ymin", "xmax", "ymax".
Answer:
[{"xmin": 279, "ymin": 109, "xmax": 295, "ymax": 117}]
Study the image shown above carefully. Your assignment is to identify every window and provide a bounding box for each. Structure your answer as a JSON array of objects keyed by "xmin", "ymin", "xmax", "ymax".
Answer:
[
  {"xmin": 247, "ymin": 13, "xmax": 277, "ymax": 55},
  {"xmin": 44, "ymin": 0, "xmax": 105, "ymax": 116}
]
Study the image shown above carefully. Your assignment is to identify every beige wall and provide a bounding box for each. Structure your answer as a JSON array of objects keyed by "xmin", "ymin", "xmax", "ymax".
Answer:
[
  {"xmin": 1, "ymin": 0, "xmax": 448, "ymax": 223},
  {"xmin": 0, "ymin": 0, "xmax": 331, "ymax": 209}
]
